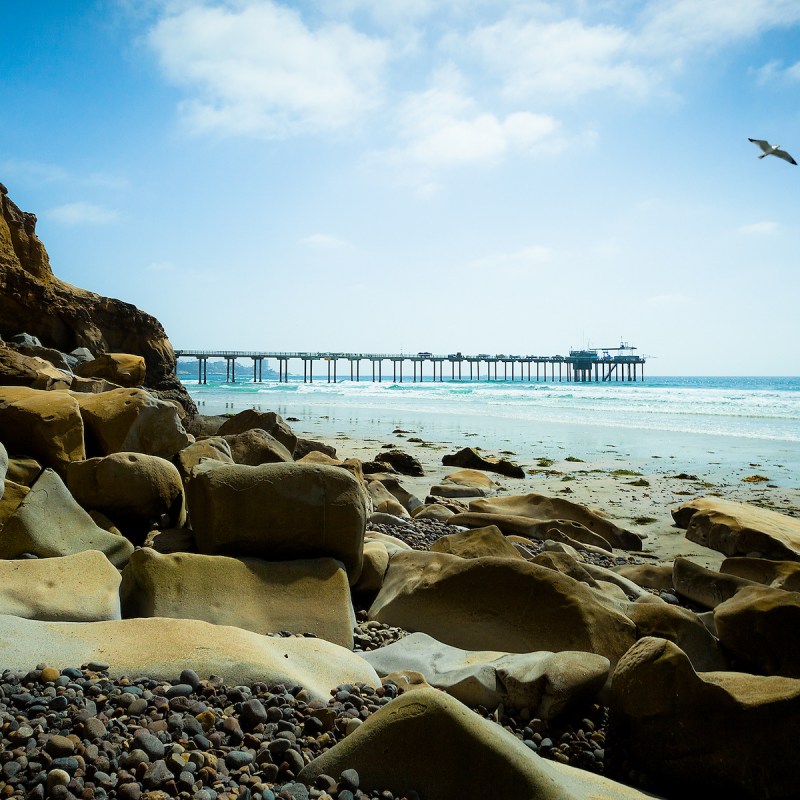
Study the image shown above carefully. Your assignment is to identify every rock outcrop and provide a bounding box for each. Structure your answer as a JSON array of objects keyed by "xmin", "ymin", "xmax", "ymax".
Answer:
[{"xmin": 0, "ymin": 187, "xmax": 194, "ymax": 413}]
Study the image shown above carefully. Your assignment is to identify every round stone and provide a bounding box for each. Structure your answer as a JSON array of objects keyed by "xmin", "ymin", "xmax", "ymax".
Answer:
[
  {"xmin": 40, "ymin": 667, "xmax": 61, "ymax": 683},
  {"xmin": 46, "ymin": 769, "xmax": 71, "ymax": 790},
  {"xmin": 179, "ymin": 669, "xmax": 201, "ymax": 689},
  {"xmin": 339, "ymin": 768, "xmax": 360, "ymax": 792}
]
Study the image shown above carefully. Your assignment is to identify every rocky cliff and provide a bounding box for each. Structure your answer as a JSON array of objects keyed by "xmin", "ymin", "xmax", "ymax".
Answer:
[{"xmin": 0, "ymin": 183, "xmax": 195, "ymax": 414}]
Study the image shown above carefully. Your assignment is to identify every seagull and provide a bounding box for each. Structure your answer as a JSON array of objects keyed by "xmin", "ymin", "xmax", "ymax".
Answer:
[{"xmin": 749, "ymin": 138, "xmax": 797, "ymax": 165}]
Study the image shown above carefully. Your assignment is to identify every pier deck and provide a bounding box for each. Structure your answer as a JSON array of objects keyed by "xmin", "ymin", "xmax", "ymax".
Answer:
[{"xmin": 175, "ymin": 349, "xmax": 645, "ymax": 384}]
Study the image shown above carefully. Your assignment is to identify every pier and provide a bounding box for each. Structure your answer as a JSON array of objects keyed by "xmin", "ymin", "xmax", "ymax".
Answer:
[{"xmin": 176, "ymin": 344, "xmax": 645, "ymax": 385}]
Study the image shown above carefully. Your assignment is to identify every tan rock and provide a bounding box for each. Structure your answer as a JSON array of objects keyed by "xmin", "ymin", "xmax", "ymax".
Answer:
[
  {"xmin": 442, "ymin": 469, "xmax": 498, "ymax": 489},
  {"xmin": 186, "ymin": 462, "xmax": 367, "ymax": 583},
  {"xmin": 608, "ymin": 636, "xmax": 800, "ymax": 799},
  {"xmin": 367, "ymin": 480, "xmax": 409, "ymax": 518},
  {"xmin": 364, "ymin": 531, "xmax": 412, "ymax": 553},
  {"xmin": 672, "ymin": 556, "xmax": 760, "ymax": 609},
  {"xmin": 298, "ymin": 452, "xmax": 365, "ymax": 483},
  {"xmin": 0, "ymin": 480, "xmax": 28, "ymax": 528},
  {"xmin": 430, "ymin": 484, "xmax": 488, "ymax": 498},
  {"xmin": 69, "ymin": 375, "xmax": 121, "ymax": 394},
  {"xmin": 298, "ymin": 687, "xmax": 656, "ymax": 800},
  {"xmin": 222, "ymin": 428, "xmax": 293, "ymax": 466},
  {"xmin": 0, "ymin": 551, "xmax": 121, "ymax": 621},
  {"xmin": 470, "ymin": 493, "xmax": 643, "ymax": 551},
  {"xmin": 626, "ymin": 602, "xmax": 728, "ymax": 672},
  {"xmin": 292, "ymin": 438, "xmax": 336, "ymax": 460},
  {"xmin": 673, "ymin": 496, "xmax": 800, "ymax": 560},
  {"xmin": 0, "ymin": 468, "xmax": 134, "ymax": 567},
  {"xmin": 216, "ymin": 409, "xmax": 297, "ymax": 452},
  {"xmin": 362, "ymin": 632, "xmax": 609, "ymax": 716},
  {"xmin": 173, "ymin": 437, "xmax": 233, "ymax": 483},
  {"xmin": 120, "ymin": 549, "xmax": 355, "ymax": 648},
  {"xmin": 369, "ymin": 551, "xmax": 636, "ymax": 665},
  {"xmin": 74, "ymin": 353, "xmax": 146, "ymax": 387},
  {"xmin": 66, "ymin": 452, "xmax": 186, "ymax": 539},
  {"xmin": 0, "ymin": 387, "xmax": 84, "ymax": 475},
  {"xmin": 430, "ymin": 525, "xmax": 523, "ymax": 561},
  {"xmin": 369, "ymin": 476, "xmax": 422, "ymax": 513},
  {"xmin": 715, "ymin": 585, "xmax": 800, "ymax": 677},
  {"xmin": 411, "ymin": 503, "xmax": 454, "ymax": 522},
  {"xmin": 720, "ymin": 556, "xmax": 800, "ymax": 591},
  {"xmin": 613, "ymin": 563, "xmax": 674, "ymax": 591},
  {"xmin": 0, "ymin": 615, "xmax": 379, "ymax": 701},
  {"xmin": 353, "ymin": 541, "xmax": 390, "ymax": 596},
  {"xmin": 6, "ymin": 456, "xmax": 42, "ymax": 486},
  {"xmin": 76, "ymin": 388, "xmax": 192, "ymax": 459},
  {"xmin": 0, "ymin": 345, "xmax": 71, "ymax": 390}
]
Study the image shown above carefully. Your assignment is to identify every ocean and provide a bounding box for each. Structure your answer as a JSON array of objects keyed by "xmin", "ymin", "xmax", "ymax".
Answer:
[{"xmin": 179, "ymin": 372, "xmax": 800, "ymax": 489}]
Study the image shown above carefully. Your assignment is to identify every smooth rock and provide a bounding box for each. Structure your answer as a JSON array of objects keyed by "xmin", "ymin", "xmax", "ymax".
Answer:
[
  {"xmin": 0, "ymin": 479, "xmax": 28, "ymax": 528},
  {"xmin": 719, "ymin": 556, "xmax": 800, "ymax": 591},
  {"xmin": 442, "ymin": 469, "xmax": 498, "ymax": 489},
  {"xmin": 374, "ymin": 450, "xmax": 423, "ymax": 477},
  {"xmin": 367, "ymin": 480, "xmax": 410, "ymax": 519},
  {"xmin": 121, "ymin": 550, "xmax": 356, "ymax": 648},
  {"xmin": 353, "ymin": 541, "xmax": 390, "ymax": 596},
  {"xmin": 613, "ymin": 563, "xmax": 674, "ymax": 591},
  {"xmin": 672, "ymin": 557, "xmax": 761, "ymax": 609},
  {"xmin": 222, "ymin": 428, "xmax": 294, "ymax": 466},
  {"xmin": 217, "ymin": 409, "xmax": 297, "ymax": 453},
  {"xmin": 410, "ymin": 503, "xmax": 455, "ymax": 522},
  {"xmin": 442, "ymin": 447, "xmax": 524, "ymax": 479},
  {"xmin": 173, "ymin": 437, "xmax": 233, "ymax": 483},
  {"xmin": 430, "ymin": 525, "xmax": 523, "ymax": 561},
  {"xmin": 74, "ymin": 353, "xmax": 146, "ymax": 387}
]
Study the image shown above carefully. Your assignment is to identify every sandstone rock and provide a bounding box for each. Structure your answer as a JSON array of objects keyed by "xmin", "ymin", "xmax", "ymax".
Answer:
[
  {"xmin": 66, "ymin": 452, "xmax": 186, "ymax": 539},
  {"xmin": 222, "ymin": 428, "xmax": 294, "ymax": 466},
  {"xmin": 470, "ymin": 494, "xmax": 643, "ymax": 551},
  {"xmin": 0, "ymin": 614, "xmax": 379, "ymax": 701},
  {"xmin": 73, "ymin": 353, "xmax": 145, "ymax": 386},
  {"xmin": 186, "ymin": 462, "xmax": 367, "ymax": 583},
  {"xmin": 430, "ymin": 525, "xmax": 523, "ymax": 561},
  {"xmin": 173, "ymin": 437, "xmax": 234, "ymax": 483},
  {"xmin": 672, "ymin": 556, "xmax": 761, "ymax": 609},
  {"xmin": 370, "ymin": 475, "xmax": 422, "ymax": 513},
  {"xmin": 69, "ymin": 375, "xmax": 121, "ymax": 393},
  {"xmin": 374, "ymin": 449, "xmax": 424, "ymax": 477},
  {"xmin": 353, "ymin": 540, "xmax": 391, "ymax": 597},
  {"xmin": 5, "ymin": 456, "xmax": 41, "ymax": 485},
  {"xmin": 0, "ymin": 344, "xmax": 72, "ymax": 390},
  {"xmin": 362, "ymin": 460, "xmax": 396, "ymax": 474},
  {"xmin": 15, "ymin": 342, "xmax": 73, "ymax": 372},
  {"xmin": 369, "ymin": 551, "xmax": 636, "ymax": 664},
  {"xmin": 362, "ymin": 632, "xmax": 609, "ymax": 716},
  {"xmin": 715, "ymin": 586, "xmax": 800, "ymax": 677},
  {"xmin": 0, "ymin": 468, "xmax": 134, "ymax": 567},
  {"xmin": 0, "ymin": 387, "xmax": 85, "ymax": 474},
  {"xmin": 720, "ymin": 556, "xmax": 800, "ymax": 591},
  {"xmin": 626, "ymin": 602, "xmax": 728, "ymax": 672},
  {"xmin": 364, "ymin": 531, "xmax": 413, "ymax": 553},
  {"xmin": 613, "ymin": 563, "xmax": 674, "ymax": 591},
  {"xmin": 216, "ymin": 409, "xmax": 297, "ymax": 452},
  {"xmin": 443, "ymin": 469, "xmax": 499, "ymax": 489},
  {"xmin": 442, "ymin": 447, "xmax": 524, "ymax": 478},
  {"xmin": 298, "ymin": 452, "xmax": 365, "ymax": 483},
  {"xmin": 0, "ymin": 190, "xmax": 193, "ymax": 412},
  {"xmin": 423, "ymin": 495, "xmax": 469, "ymax": 515},
  {"xmin": 0, "ymin": 480, "xmax": 28, "ymax": 528},
  {"xmin": 367, "ymin": 480, "xmax": 409, "ymax": 518},
  {"xmin": 120, "ymin": 549, "xmax": 355, "ymax": 648},
  {"xmin": 293, "ymin": 437, "xmax": 336, "ymax": 460},
  {"xmin": 411, "ymin": 503, "xmax": 455, "ymax": 522},
  {"xmin": 430, "ymin": 483, "xmax": 488, "ymax": 498},
  {"xmin": 298, "ymin": 687, "xmax": 655, "ymax": 800},
  {"xmin": 448, "ymin": 512, "xmax": 614, "ymax": 552},
  {"xmin": 0, "ymin": 551, "xmax": 121, "ymax": 621},
  {"xmin": 673, "ymin": 496, "xmax": 800, "ymax": 560},
  {"xmin": 608, "ymin": 636, "xmax": 800, "ymax": 799},
  {"xmin": 76, "ymin": 388, "xmax": 192, "ymax": 459}
]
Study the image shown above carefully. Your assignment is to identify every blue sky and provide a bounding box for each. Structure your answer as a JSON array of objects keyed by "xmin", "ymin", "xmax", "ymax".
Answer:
[{"xmin": 2, "ymin": 0, "xmax": 799, "ymax": 374}]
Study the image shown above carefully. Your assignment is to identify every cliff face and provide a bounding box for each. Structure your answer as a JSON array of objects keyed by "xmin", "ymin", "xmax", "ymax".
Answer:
[{"xmin": 0, "ymin": 184, "xmax": 195, "ymax": 414}]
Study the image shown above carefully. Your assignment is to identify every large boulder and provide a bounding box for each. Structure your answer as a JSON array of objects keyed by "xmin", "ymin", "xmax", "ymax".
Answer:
[
  {"xmin": 374, "ymin": 449, "xmax": 424, "ymax": 477},
  {"xmin": 186, "ymin": 461, "xmax": 367, "ymax": 583},
  {"xmin": 720, "ymin": 556, "xmax": 800, "ymax": 591},
  {"xmin": 293, "ymin": 437, "xmax": 336, "ymax": 460},
  {"xmin": 0, "ymin": 345, "xmax": 71, "ymax": 390},
  {"xmin": 76, "ymin": 387, "xmax": 192, "ymax": 459},
  {"xmin": 66, "ymin": 452, "xmax": 186, "ymax": 539},
  {"xmin": 367, "ymin": 479, "xmax": 409, "ymax": 518},
  {"xmin": 0, "ymin": 614, "xmax": 379, "ymax": 701},
  {"xmin": 442, "ymin": 447, "xmax": 524, "ymax": 478},
  {"xmin": 443, "ymin": 468, "xmax": 499, "ymax": 489},
  {"xmin": 120, "ymin": 549, "xmax": 355, "ymax": 648},
  {"xmin": 608, "ymin": 637, "xmax": 800, "ymax": 799},
  {"xmin": 173, "ymin": 436, "xmax": 233, "ymax": 483},
  {"xmin": 613, "ymin": 563, "xmax": 674, "ymax": 591},
  {"xmin": 353, "ymin": 540, "xmax": 390, "ymax": 596},
  {"xmin": 73, "ymin": 352, "xmax": 145, "ymax": 386},
  {"xmin": 222, "ymin": 428, "xmax": 293, "ymax": 466},
  {"xmin": 0, "ymin": 551, "xmax": 121, "ymax": 621},
  {"xmin": 216, "ymin": 409, "xmax": 297, "ymax": 452},
  {"xmin": 298, "ymin": 686, "xmax": 655, "ymax": 800},
  {"xmin": 430, "ymin": 525, "xmax": 524, "ymax": 561},
  {"xmin": 0, "ymin": 387, "xmax": 85, "ymax": 474},
  {"xmin": 362, "ymin": 632, "xmax": 609, "ymax": 716},
  {"xmin": 469, "ymin": 494, "xmax": 643, "ymax": 551},
  {"xmin": 714, "ymin": 586, "xmax": 800, "ymax": 677},
  {"xmin": 0, "ymin": 188, "xmax": 194, "ymax": 413},
  {"xmin": 369, "ymin": 551, "xmax": 636, "ymax": 664},
  {"xmin": 0, "ymin": 468, "xmax": 134, "ymax": 567},
  {"xmin": 672, "ymin": 556, "xmax": 761, "ymax": 609},
  {"xmin": 370, "ymin": 475, "xmax": 422, "ymax": 514},
  {"xmin": 673, "ymin": 496, "xmax": 800, "ymax": 560}
]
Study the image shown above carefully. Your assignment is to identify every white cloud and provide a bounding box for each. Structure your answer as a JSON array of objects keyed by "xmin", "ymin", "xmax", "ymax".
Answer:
[
  {"xmin": 385, "ymin": 67, "xmax": 563, "ymax": 169},
  {"xmin": 47, "ymin": 202, "xmax": 119, "ymax": 226},
  {"xmin": 148, "ymin": 0, "xmax": 389, "ymax": 137},
  {"xmin": 752, "ymin": 59, "xmax": 800, "ymax": 85},
  {"xmin": 738, "ymin": 220, "xmax": 780, "ymax": 235},
  {"xmin": 301, "ymin": 233, "xmax": 347, "ymax": 249}
]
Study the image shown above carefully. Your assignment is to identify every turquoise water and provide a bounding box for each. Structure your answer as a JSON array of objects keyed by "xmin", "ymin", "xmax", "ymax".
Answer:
[{"xmin": 179, "ymin": 371, "xmax": 800, "ymax": 487}]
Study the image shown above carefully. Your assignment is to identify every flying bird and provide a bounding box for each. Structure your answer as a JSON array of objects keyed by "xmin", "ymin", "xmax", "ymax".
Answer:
[{"xmin": 749, "ymin": 138, "xmax": 797, "ymax": 165}]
